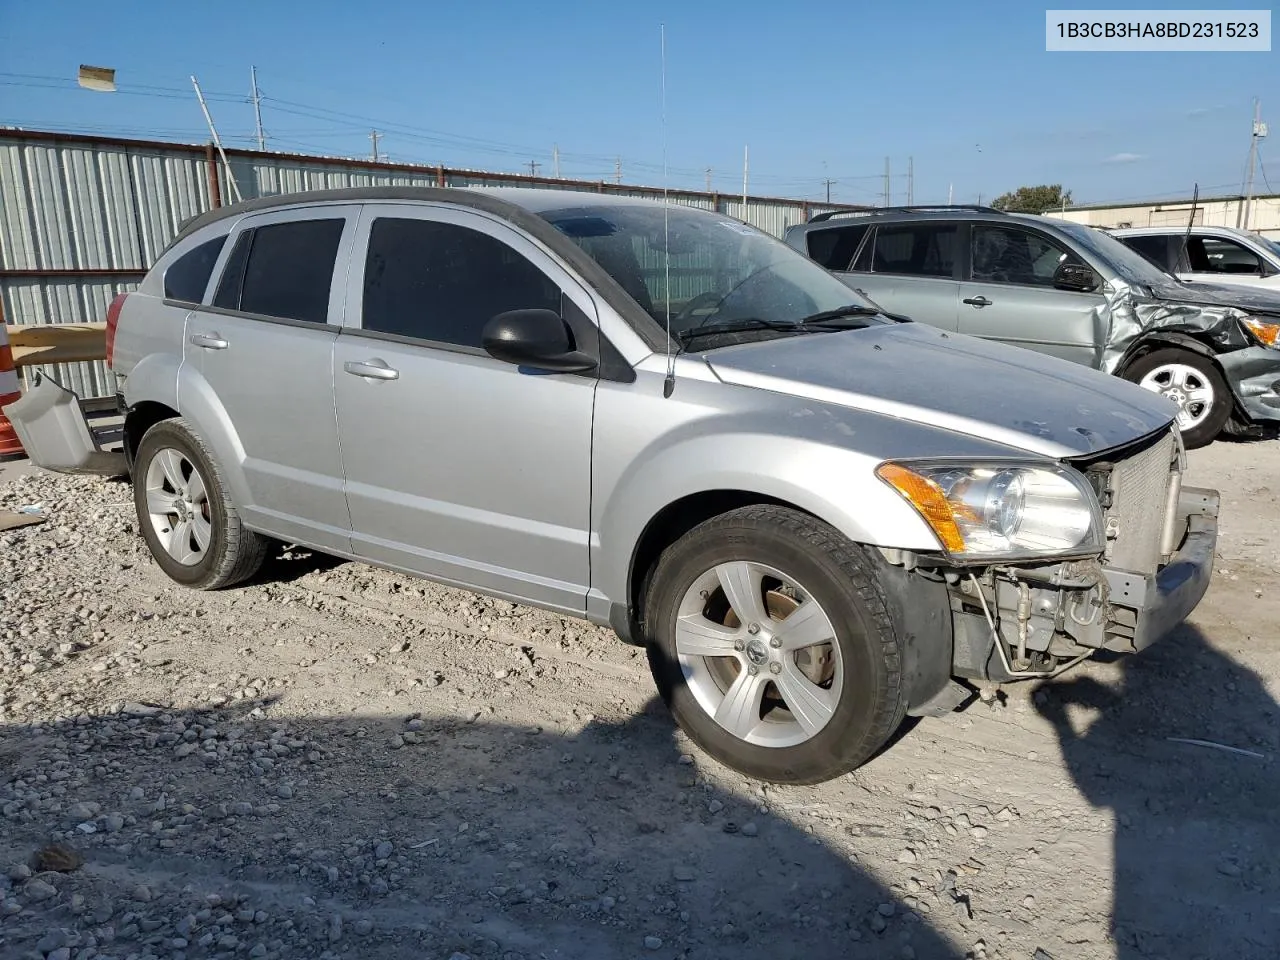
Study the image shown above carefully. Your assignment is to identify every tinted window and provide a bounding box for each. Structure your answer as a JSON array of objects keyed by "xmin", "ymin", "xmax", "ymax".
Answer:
[
  {"xmin": 866, "ymin": 224, "xmax": 957, "ymax": 278},
  {"xmin": 806, "ymin": 224, "xmax": 869, "ymax": 271},
  {"xmin": 164, "ymin": 236, "xmax": 226, "ymax": 303},
  {"xmin": 213, "ymin": 230, "xmax": 253, "ymax": 310},
  {"xmin": 1119, "ymin": 234, "xmax": 1171, "ymax": 270},
  {"xmin": 971, "ymin": 225, "xmax": 1075, "ymax": 287},
  {"xmin": 362, "ymin": 218, "xmax": 561, "ymax": 347},
  {"xmin": 234, "ymin": 219, "xmax": 345, "ymax": 324}
]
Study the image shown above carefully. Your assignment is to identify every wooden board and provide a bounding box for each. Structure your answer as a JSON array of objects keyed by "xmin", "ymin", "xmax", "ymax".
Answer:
[
  {"xmin": 5, "ymin": 323, "xmax": 108, "ymax": 367},
  {"xmin": 0, "ymin": 509, "xmax": 45, "ymax": 531}
]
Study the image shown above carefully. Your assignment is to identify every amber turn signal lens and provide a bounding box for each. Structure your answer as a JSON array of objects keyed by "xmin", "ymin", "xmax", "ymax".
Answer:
[
  {"xmin": 1242, "ymin": 317, "xmax": 1280, "ymax": 348},
  {"xmin": 876, "ymin": 462, "xmax": 966, "ymax": 553}
]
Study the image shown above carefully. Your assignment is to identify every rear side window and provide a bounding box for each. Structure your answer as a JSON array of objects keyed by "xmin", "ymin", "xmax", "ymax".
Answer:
[
  {"xmin": 1119, "ymin": 234, "xmax": 1171, "ymax": 270},
  {"xmin": 806, "ymin": 225, "xmax": 869, "ymax": 271},
  {"xmin": 361, "ymin": 217, "xmax": 561, "ymax": 348},
  {"xmin": 862, "ymin": 224, "xmax": 958, "ymax": 278},
  {"xmin": 216, "ymin": 219, "xmax": 345, "ymax": 324},
  {"xmin": 163, "ymin": 235, "xmax": 226, "ymax": 303}
]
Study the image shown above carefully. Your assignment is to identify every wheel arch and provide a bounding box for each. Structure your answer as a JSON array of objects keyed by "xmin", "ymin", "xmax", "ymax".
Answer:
[{"xmin": 1114, "ymin": 331, "xmax": 1222, "ymax": 375}]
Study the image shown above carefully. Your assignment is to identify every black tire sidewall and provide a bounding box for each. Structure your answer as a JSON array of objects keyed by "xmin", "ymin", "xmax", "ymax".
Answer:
[
  {"xmin": 646, "ymin": 514, "xmax": 902, "ymax": 784},
  {"xmin": 1122, "ymin": 348, "xmax": 1232, "ymax": 449},
  {"xmin": 132, "ymin": 421, "xmax": 229, "ymax": 587}
]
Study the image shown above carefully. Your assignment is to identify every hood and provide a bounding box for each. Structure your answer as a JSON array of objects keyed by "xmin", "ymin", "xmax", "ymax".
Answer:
[
  {"xmin": 703, "ymin": 322, "xmax": 1177, "ymax": 458},
  {"xmin": 1143, "ymin": 276, "xmax": 1280, "ymax": 315}
]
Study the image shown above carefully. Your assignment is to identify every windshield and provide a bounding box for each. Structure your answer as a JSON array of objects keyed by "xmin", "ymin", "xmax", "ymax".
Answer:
[
  {"xmin": 537, "ymin": 203, "xmax": 883, "ymax": 341},
  {"xmin": 1053, "ymin": 221, "xmax": 1180, "ymax": 289}
]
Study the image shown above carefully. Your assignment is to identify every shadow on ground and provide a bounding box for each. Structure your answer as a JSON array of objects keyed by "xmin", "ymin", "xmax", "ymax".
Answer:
[
  {"xmin": 0, "ymin": 692, "xmax": 970, "ymax": 959},
  {"xmin": 1037, "ymin": 623, "xmax": 1280, "ymax": 960}
]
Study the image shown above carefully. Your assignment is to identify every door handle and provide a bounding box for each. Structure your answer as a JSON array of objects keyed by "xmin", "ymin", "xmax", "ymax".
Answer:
[
  {"xmin": 343, "ymin": 358, "xmax": 400, "ymax": 381},
  {"xmin": 189, "ymin": 332, "xmax": 228, "ymax": 350},
  {"xmin": 962, "ymin": 296, "xmax": 992, "ymax": 308}
]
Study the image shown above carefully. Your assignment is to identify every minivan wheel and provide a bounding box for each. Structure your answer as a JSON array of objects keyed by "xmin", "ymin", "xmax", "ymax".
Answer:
[
  {"xmin": 132, "ymin": 418, "xmax": 268, "ymax": 589},
  {"xmin": 1121, "ymin": 349, "xmax": 1231, "ymax": 449},
  {"xmin": 643, "ymin": 505, "xmax": 906, "ymax": 785}
]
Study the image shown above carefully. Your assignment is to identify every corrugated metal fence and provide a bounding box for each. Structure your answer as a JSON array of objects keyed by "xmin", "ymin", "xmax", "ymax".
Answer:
[{"xmin": 0, "ymin": 129, "xmax": 859, "ymax": 399}]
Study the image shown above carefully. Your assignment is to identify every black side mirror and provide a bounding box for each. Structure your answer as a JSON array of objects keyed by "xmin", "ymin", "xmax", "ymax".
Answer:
[
  {"xmin": 1052, "ymin": 261, "xmax": 1098, "ymax": 293},
  {"xmin": 482, "ymin": 309, "xmax": 597, "ymax": 374}
]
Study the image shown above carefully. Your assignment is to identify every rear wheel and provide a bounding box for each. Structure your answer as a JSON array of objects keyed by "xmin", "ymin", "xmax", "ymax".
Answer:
[
  {"xmin": 1121, "ymin": 348, "xmax": 1231, "ymax": 449},
  {"xmin": 642, "ymin": 505, "xmax": 906, "ymax": 784},
  {"xmin": 132, "ymin": 418, "xmax": 268, "ymax": 589}
]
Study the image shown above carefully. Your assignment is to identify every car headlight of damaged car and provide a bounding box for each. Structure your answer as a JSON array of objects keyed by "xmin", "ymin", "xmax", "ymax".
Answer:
[
  {"xmin": 876, "ymin": 461, "xmax": 1102, "ymax": 560},
  {"xmin": 1241, "ymin": 316, "xmax": 1280, "ymax": 348}
]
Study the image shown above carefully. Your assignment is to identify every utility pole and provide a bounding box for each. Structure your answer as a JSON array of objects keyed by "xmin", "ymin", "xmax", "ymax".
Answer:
[
  {"xmin": 614, "ymin": 157, "xmax": 622, "ymax": 184},
  {"xmin": 977, "ymin": 192, "xmax": 983, "ymax": 205},
  {"xmin": 552, "ymin": 145, "xmax": 560, "ymax": 178},
  {"xmin": 250, "ymin": 65, "xmax": 266, "ymax": 152},
  {"xmin": 742, "ymin": 145, "xmax": 749, "ymax": 212},
  {"xmin": 822, "ymin": 178, "xmax": 835, "ymax": 203},
  {"xmin": 528, "ymin": 160, "xmax": 541, "ymax": 177},
  {"xmin": 192, "ymin": 75, "xmax": 241, "ymax": 202},
  {"xmin": 907, "ymin": 156, "xmax": 914, "ymax": 205},
  {"xmin": 948, "ymin": 183, "xmax": 953, "ymax": 205},
  {"xmin": 883, "ymin": 157, "xmax": 891, "ymax": 207},
  {"xmin": 1241, "ymin": 98, "xmax": 1267, "ymax": 230},
  {"xmin": 705, "ymin": 167, "xmax": 712, "ymax": 192},
  {"xmin": 369, "ymin": 130, "xmax": 382, "ymax": 163}
]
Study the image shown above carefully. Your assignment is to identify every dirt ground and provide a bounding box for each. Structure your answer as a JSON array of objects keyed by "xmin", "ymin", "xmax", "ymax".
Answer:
[{"xmin": 1, "ymin": 438, "xmax": 1277, "ymax": 960}]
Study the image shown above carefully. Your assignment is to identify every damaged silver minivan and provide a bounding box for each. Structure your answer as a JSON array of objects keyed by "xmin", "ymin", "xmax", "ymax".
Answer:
[
  {"xmin": 786, "ymin": 206, "xmax": 1280, "ymax": 448},
  {"xmin": 3, "ymin": 187, "xmax": 1220, "ymax": 784}
]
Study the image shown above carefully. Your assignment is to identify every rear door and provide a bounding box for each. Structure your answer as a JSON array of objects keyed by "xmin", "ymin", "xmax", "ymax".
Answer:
[
  {"xmin": 332, "ymin": 203, "xmax": 598, "ymax": 614},
  {"xmin": 957, "ymin": 222, "xmax": 1104, "ymax": 366},
  {"xmin": 831, "ymin": 221, "xmax": 961, "ymax": 331},
  {"xmin": 186, "ymin": 204, "xmax": 361, "ymax": 552}
]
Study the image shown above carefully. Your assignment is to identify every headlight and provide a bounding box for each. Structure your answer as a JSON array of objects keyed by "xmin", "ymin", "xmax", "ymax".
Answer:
[
  {"xmin": 1242, "ymin": 316, "xmax": 1280, "ymax": 348},
  {"xmin": 876, "ymin": 461, "xmax": 1102, "ymax": 560}
]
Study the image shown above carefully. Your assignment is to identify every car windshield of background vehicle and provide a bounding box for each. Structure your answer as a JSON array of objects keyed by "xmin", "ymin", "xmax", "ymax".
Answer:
[
  {"xmin": 539, "ymin": 204, "xmax": 885, "ymax": 337},
  {"xmin": 1058, "ymin": 221, "xmax": 1180, "ymax": 289}
]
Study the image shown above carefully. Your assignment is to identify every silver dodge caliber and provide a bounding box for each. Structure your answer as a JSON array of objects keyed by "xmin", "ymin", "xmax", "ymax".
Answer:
[{"xmin": 3, "ymin": 187, "xmax": 1220, "ymax": 784}]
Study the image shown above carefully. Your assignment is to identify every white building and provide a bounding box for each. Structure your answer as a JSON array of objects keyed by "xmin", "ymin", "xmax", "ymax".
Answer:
[{"xmin": 1042, "ymin": 193, "xmax": 1280, "ymax": 240}]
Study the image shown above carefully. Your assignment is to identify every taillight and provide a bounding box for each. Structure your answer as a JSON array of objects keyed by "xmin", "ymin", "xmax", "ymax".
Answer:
[{"xmin": 105, "ymin": 293, "xmax": 128, "ymax": 368}]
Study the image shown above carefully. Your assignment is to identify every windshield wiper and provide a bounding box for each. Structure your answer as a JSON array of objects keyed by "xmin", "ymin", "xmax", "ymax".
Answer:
[
  {"xmin": 675, "ymin": 317, "xmax": 807, "ymax": 346},
  {"xmin": 794, "ymin": 304, "xmax": 883, "ymax": 327}
]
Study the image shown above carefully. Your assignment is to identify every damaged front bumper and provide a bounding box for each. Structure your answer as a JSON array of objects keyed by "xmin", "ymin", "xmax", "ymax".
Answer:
[
  {"xmin": 0, "ymin": 373, "xmax": 127, "ymax": 477},
  {"xmin": 1220, "ymin": 346, "xmax": 1280, "ymax": 423},
  {"xmin": 950, "ymin": 485, "xmax": 1219, "ymax": 683}
]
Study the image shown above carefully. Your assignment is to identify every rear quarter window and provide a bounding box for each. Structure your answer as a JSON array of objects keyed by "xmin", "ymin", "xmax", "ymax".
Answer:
[
  {"xmin": 163, "ymin": 235, "xmax": 227, "ymax": 303},
  {"xmin": 806, "ymin": 225, "xmax": 869, "ymax": 271}
]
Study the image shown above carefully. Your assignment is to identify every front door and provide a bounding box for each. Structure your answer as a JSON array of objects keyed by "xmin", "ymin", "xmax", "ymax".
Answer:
[
  {"xmin": 957, "ymin": 222, "xmax": 1104, "ymax": 366},
  {"xmin": 185, "ymin": 205, "xmax": 361, "ymax": 552},
  {"xmin": 332, "ymin": 203, "xmax": 597, "ymax": 614}
]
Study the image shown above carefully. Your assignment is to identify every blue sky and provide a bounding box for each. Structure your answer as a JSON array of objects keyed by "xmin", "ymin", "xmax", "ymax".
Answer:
[{"xmin": 0, "ymin": 1, "xmax": 1274, "ymax": 206}]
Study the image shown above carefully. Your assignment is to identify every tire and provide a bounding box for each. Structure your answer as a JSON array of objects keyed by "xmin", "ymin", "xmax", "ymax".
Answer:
[
  {"xmin": 642, "ymin": 504, "xmax": 906, "ymax": 785},
  {"xmin": 132, "ymin": 417, "xmax": 268, "ymax": 589},
  {"xmin": 1120, "ymin": 348, "xmax": 1232, "ymax": 449}
]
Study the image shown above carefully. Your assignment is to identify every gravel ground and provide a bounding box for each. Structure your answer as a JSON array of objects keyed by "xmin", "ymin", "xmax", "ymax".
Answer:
[{"xmin": 1, "ymin": 438, "xmax": 1278, "ymax": 960}]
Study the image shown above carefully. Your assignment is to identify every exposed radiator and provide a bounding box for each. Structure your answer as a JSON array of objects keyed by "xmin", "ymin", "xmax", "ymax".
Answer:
[{"xmin": 1104, "ymin": 430, "xmax": 1177, "ymax": 575}]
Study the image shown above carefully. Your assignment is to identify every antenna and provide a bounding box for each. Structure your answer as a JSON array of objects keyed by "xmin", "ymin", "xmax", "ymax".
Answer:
[
  {"xmin": 250, "ymin": 65, "xmax": 267, "ymax": 152},
  {"xmin": 1178, "ymin": 182, "xmax": 1199, "ymax": 274},
  {"xmin": 192, "ymin": 76, "xmax": 242, "ymax": 203},
  {"xmin": 660, "ymin": 24, "xmax": 675, "ymax": 400}
]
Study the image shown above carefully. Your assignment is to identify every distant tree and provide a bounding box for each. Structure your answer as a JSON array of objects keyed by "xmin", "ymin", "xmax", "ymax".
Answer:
[{"xmin": 990, "ymin": 185, "xmax": 1073, "ymax": 214}]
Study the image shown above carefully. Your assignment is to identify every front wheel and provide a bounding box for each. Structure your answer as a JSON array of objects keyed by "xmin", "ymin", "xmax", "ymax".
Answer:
[
  {"xmin": 1121, "ymin": 348, "xmax": 1232, "ymax": 449},
  {"xmin": 642, "ymin": 505, "xmax": 906, "ymax": 785}
]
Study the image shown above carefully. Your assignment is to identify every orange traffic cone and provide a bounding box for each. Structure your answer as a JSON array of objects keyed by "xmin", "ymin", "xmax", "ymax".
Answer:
[{"xmin": 0, "ymin": 304, "xmax": 25, "ymax": 459}]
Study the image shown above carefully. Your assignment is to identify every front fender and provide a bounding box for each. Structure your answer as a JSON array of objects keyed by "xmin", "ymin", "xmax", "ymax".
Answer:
[{"xmin": 591, "ymin": 430, "xmax": 943, "ymax": 607}]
